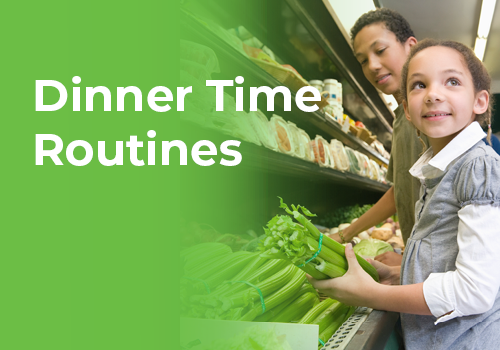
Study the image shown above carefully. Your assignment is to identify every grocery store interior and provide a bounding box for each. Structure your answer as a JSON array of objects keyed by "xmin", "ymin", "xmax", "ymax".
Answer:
[{"xmin": 180, "ymin": 0, "xmax": 500, "ymax": 349}]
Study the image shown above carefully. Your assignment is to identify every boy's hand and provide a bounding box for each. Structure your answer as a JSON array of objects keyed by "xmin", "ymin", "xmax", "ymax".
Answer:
[
  {"xmin": 374, "ymin": 251, "xmax": 403, "ymax": 266},
  {"xmin": 306, "ymin": 243, "xmax": 378, "ymax": 306},
  {"xmin": 367, "ymin": 259, "xmax": 401, "ymax": 285}
]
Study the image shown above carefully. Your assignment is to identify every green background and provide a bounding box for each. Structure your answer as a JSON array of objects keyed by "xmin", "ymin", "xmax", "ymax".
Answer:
[{"xmin": 2, "ymin": 1, "xmax": 187, "ymax": 348}]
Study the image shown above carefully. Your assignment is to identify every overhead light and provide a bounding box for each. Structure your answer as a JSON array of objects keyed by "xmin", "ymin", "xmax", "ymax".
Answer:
[
  {"xmin": 474, "ymin": 0, "xmax": 497, "ymax": 61},
  {"xmin": 477, "ymin": 0, "xmax": 497, "ymax": 38},
  {"xmin": 474, "ymin": 37, "xmax": 487, "ymax": 61}
]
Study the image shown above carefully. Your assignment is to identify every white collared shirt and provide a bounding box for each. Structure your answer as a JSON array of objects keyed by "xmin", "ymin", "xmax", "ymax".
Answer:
[{"xmin": 409, "ymin": 122, "xmax": 500, "ymax": 324}]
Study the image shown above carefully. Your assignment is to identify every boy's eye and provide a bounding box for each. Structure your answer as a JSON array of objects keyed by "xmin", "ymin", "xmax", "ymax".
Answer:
[
  {"xmin": 377, "ymin": 48, "xmax": 386, "ymax": 55},
  {"xmin": 446, "ymin": 78, "xmax": 460, "ymax": 86},
  {"xmin": 359, "ymin": 59, "xmax": 367, "ymax": 65}
]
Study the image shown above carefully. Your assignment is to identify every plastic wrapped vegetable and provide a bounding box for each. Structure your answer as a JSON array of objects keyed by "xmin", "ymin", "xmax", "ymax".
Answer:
[
  {"xmin": 369, "ymin": 160, "xmax": 381, "ymax": 181},
  {"xmin": 297, "ymin": 128, "xmax": 315, "ymax": 162},
  {"xmin": 180, "ymin": 40, "xmax": 220, "ymax": 74},
  {"xmin": 270, "ymin": 115, "xmax": 295, "ymax": 155},
  {"xmin": 311, "ymin": 135, "xmax": 333, "ymax": 168},
  {"xmin": 344, "ymin": 147, "xmax": 361, "ymax": 174},
  {"xmin": 248, "ymin": 110, "xmax": 279, "ymax": 151},
  {"xmin": 355, "ymin": 152, "xmax": 371, "ymax": 178},
  {"xmin": 286, "ymin": 122, "xmax": 302, "ymax": 158},
  {"xmin": 330, "ymin": 139, "xmax": 350, "ymax": 171}
]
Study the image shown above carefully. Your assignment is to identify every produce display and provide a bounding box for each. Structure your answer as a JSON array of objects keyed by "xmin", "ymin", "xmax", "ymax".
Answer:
[
  {"xmin": 259, "ymin": 198, "xmax": 379, "ymax": 281},
  {"xmin": 317, "ymin": 205, "xmax": 405, "ymax": 252},
  {"xmin": 179, "ymin": 199, "xmax": 386, "ymax": 349}
]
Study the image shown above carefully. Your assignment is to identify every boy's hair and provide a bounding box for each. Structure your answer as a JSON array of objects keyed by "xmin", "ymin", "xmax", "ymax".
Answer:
[
  {"xmin": 350, "ymin": 8, "xmax": 415, "ymax": 44},
  {"xmin": 400, "ymin": 39, "xmax": 493, "ymax": 141}
]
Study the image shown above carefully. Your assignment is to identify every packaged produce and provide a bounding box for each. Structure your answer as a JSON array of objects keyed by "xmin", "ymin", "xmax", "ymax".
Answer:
[
  {"xmin": 380, "ymin": 166, "xmax": 388, "ymax": 183},
  {"xmin": 355, "ymin": 152, "xmax": 371, "ymax": 178},
  {"xmin": 330, "ymin": 139, "xmax": 350, "ymax": 171},
  {"xmin": 180, "ymin": 40, "xmax": 220, "ymax": 74},
  {"xmin": 286, "ymin": 121, "xmax": 302, "ymax": 158},
  {"xmin": 270, "ymin": 115, "xmax": 295, "ymax": 155},
  {"xmin": 311, "ymin": 135, "xmax": 333, "ymax": 168},
  {"xmin": 297, "ymin": 128, "xmax": 315, "ymax": 162},
  {"xmin": 344, "ymin": 147, "xmax": 361, "ymax": 175},
  {"xmin": 369, "ymin": 160, "xmax": 381, "ymax": 181},
  {"xmin": 180, "ymin": 58, "xmax": 213, "ymax": 82},
  {"xmin": 248, "ymin": 110, "xmax": 279, "ymax": 151}
]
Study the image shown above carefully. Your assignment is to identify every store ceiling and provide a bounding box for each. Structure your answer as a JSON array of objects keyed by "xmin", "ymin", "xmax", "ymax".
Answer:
[{"xmin": 381, "ymin": 0, "xmax": 500, "ymax": 93}]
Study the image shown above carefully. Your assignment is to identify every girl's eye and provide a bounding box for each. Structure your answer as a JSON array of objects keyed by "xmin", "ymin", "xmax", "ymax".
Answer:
[
  {"xmin": 360, "ymin": 59, "xmax": 367, "ymax": 65},
  {"xmin": 377, "ymin": 48, "xmax": 386, "ymax": 55},
  {"xmin": 446, "ymin": 78, "xmax": 460, "ymax": 86},
  {"xmin": 411, "ymin": 82, "xmax": 425, "ymax": 90}
]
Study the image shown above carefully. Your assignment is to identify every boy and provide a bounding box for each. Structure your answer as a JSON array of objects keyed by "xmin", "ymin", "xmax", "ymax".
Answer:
[{"xmin": 330, "ymin": 9, "xmax": 424, "ymax": 266}]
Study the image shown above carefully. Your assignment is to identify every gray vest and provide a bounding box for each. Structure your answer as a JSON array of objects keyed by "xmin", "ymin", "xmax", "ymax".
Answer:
[{"xmin": 401, "ymin": 142, "xmax": 500, "ymax": 350}]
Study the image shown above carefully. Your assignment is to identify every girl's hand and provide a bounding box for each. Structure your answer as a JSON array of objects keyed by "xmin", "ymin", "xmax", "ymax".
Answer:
[
  {"xmin": 306, "ymin": 243, "xmax": 378, "ymax": 306},
  {"xmin": 367, "ymin": 259, "xmax": 401, "ymax": 285}
]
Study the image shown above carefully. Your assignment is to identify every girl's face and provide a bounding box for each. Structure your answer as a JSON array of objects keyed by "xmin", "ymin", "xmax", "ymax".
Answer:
[{"xmin": 404, "ymin": 46, "xmax": 488, "ymax": 150}]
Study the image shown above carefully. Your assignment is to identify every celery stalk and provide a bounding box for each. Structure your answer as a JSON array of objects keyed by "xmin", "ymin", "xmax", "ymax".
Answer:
[
  {"xmin": 269, "ymin": 292, "xmax": 319, "ymax": 323},
  {"xmin": 312, "ymin": 258, "xmax": 346, "ymax": 278},
  {"xmin": 318, "ymin": 306, "xmax": 350, "ymax": 347},
  {"xmin": 278, "ymin": 198, "xmax": 379, "ymax": 282},
  {"xmin": 254, "ymin": 282, "xmax": 318, "ymax": 322},
  {"xmin": 239, "ymin": 269, "xmax": 306, "ymax": 322},
  {"xmin": 298, "ymin": 298, "xmax": 336, "ymax": 324},
  {"xmin": 220, "ymin": 264, "xmax": 298, "ymax": 311}
]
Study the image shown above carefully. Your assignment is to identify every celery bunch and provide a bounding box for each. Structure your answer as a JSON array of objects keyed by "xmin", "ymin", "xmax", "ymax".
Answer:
[
  {"xmin": 260, "ymin": 198, "xmax": 379, "ymax": 281},
  {"xmin": 298, "ymin": 297, "xmax": 355, "ymax": 348}
]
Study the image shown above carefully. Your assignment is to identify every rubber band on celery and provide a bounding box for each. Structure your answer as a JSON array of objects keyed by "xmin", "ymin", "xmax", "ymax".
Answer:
[
  {"xmin": 298, "ymin": 233, "xmax": 323, "ymax": 267},
  {"xmin": 319, "ymin": 338, "xmax": 325, "ymax": 346},
  {"xmin": 224, "ymin": 280, "xmax": 266, "ymax": 314},
  {"xmin": 182, "ymin": 277, "xmax": 211, "ymax": 294}
]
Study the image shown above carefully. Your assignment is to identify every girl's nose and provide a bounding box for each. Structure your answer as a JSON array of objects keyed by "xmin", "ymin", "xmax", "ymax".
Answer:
[{"xmin": 425, "ymin": 88, "xmax": 444, "ymax": 103}]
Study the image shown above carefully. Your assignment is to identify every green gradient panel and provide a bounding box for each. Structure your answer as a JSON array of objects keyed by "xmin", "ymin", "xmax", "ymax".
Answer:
[{"xmin": 2, "ymin": 1, "xmax": 182, "ymax": 349}]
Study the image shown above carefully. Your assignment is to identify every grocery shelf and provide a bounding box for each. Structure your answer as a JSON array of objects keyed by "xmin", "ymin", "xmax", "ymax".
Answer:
[
  {"xmin": 284, "ymin": 0, "xmax": 394, "ymax": 132},
  {"xmin": 242, "ymin": 142, "xmax": 391, "ymax": 193},
  {"xmin": 320, "ymin": 308, "xmax": 400, "ymax": 350},
  {"xmin": 180, "ymin": 9, "xmax": 389, "ymax": 166}
]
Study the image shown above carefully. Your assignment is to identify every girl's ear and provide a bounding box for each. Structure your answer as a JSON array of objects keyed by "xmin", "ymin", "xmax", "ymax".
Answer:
[
  {"xmin": 403, "ymin": 100, "xmax": 412, "ymax": 122},
  {"xmin": 473, "ymin": 90, "xmax": 489, "ymax": 115}
]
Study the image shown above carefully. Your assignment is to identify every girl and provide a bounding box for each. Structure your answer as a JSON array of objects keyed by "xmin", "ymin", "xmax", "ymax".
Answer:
[{"xmin": 308, "ymin": 39, "xmax": 500, "ymax": 350}]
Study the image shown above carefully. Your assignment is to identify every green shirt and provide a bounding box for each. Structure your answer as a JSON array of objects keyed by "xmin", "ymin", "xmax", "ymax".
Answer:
[{"xmin": 386, "ymin": 105, "xmax": 427, "ymax": 243}]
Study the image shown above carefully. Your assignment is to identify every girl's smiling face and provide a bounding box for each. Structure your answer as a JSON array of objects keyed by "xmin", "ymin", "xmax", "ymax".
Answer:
[{"xmin": 404, "ymin": 46, "xmax": 489, "ymax": 153}]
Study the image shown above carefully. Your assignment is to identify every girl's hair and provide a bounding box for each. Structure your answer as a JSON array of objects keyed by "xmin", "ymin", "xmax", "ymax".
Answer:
[{"xmin": 400, "ymin": 38, "xmax": 493, "ymax": 142}]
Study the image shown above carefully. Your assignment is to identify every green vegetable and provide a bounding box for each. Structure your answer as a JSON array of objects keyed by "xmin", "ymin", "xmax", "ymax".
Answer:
[
  {"xmin": 269, "ymin": 292, "xmax": 319, "ymax": 323},
  {"xmin": 317, "ymin": 305, "xmax": 350, "ymax": 347},
  {"xmin": 260, "ymin": 198, "xmax": 379, "ymax": 281},
  {"xmin": 298, "ymin": 298, "xmax": 336, "ymax": 324},
  {"xmin": 317, "ymin": 204, "xmax": 373, "ymax": 228},
  {"xmin": 239, "ymin": 268, "xmax": 306, "ymax": 321},
  {"xmin": 221, "ymin": 264, "xmax": 299, "ymax": 311},
  {"xmin": 190, "ymin": 252, "xmax": 259, "ymax": 295},
  {"xmin": 254, "ymin": 282, "xmax": 318, "ymax": 322},
  {"xmin": 353, "ymin": 238, "xmax": 394, "ymax": 259}
]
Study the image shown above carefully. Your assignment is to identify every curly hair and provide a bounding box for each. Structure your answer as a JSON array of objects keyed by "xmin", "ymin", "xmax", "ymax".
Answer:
[
  {"xmin": 400, "ymin": 39, "xmax": 493, "ymax": 142},
  {"xmin": 351, "ymin": 8, "xmax": 415, "ymax": 45}
]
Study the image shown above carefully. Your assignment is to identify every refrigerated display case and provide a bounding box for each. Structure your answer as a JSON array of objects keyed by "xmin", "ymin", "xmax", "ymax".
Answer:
[{"xmin": 180, "ymin": 1, "xmax": 399, "ymax": 348}]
